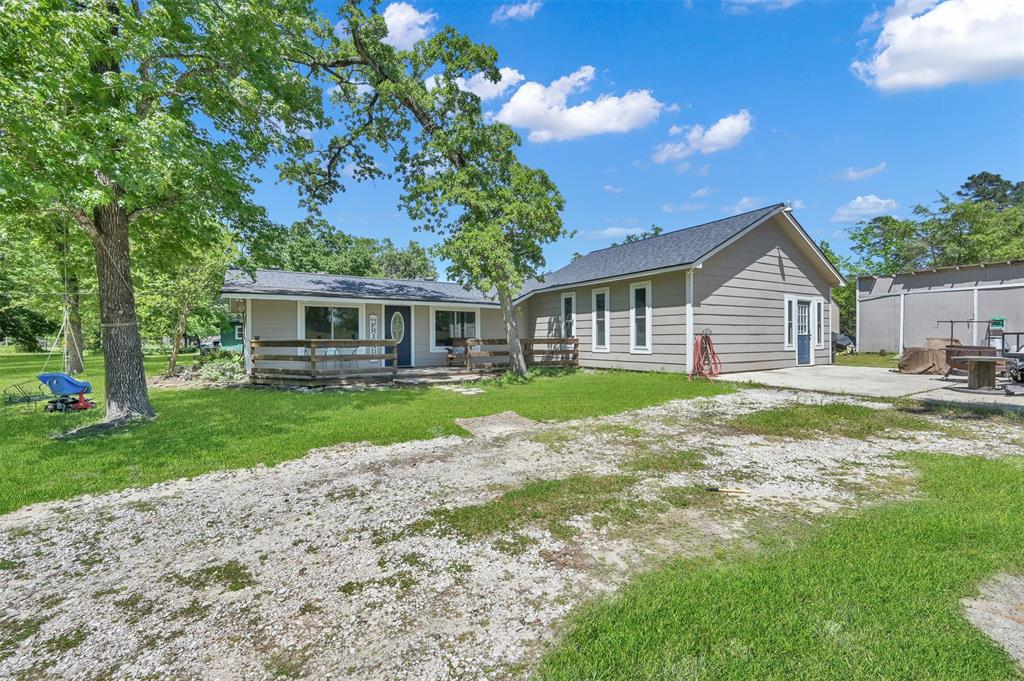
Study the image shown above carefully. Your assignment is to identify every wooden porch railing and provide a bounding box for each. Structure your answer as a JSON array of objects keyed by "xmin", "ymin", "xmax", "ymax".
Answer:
[
  {"xmin": 522, "ymin": 337, "xmax": 579, "ymax": 368},
  {"xmin": 446, "ymin": 337, "xmax": 580, "ymax": 370},
  {"xmin": 250, "ymin": 339, "xmax": 398, "ymax": 385}
]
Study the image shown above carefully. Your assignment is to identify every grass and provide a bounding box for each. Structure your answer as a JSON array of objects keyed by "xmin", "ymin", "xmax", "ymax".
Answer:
[
  {"xmin": 426, "ymin": 474, "xmax": 640, "ymax": 540},
  {"xmin": 729, "ymin": 402, "xmax": 942, "ymax": 440},
  {"xmin": 835, "ymin": 352, "xmax": 900, "ymax": 369},
  {"xmin": 0, "ymin": 352, "xmax": 731, "ymax": 515},
  {"xmin": 536, "ymin": 453, "xmax": 1024, "ymax": 680}
]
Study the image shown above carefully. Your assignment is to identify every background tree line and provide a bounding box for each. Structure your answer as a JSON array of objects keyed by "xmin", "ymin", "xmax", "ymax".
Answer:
[{"xmin": 821, "ymin": 171, "xmax": 1024, "ymax": 336}]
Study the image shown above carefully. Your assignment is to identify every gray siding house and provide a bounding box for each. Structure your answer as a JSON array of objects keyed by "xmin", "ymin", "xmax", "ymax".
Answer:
[
  {"xmin": 857, "ymin": 260, "xmax": 1024, "ymax": 353},
  {"xmin": 222, "ymin": 203, "xmax": 844, "ymax": 376}
]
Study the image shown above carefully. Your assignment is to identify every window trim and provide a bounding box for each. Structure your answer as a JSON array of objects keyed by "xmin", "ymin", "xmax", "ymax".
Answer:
[
  {"xmin": 815, "ymin": 299, "xmax": 825, "ymax": 349},
  {"xmin": 299, "ymin": 303, "xmax": 364, "ymax": 342},
  {"xmin": 783, "ymin": 295, "xmax": 796, "ymax": 350},
  {"xmin": 591, "ymin": 287, "xmax": 610, "ymax": 353},
  {"xmin": 234, "ymin": 324, "xmax": 243, "ymax": 341},
  {"xmin": 560, "ymin": 292, "xmax": 576, "ymax": 338},
  {"xmin": 429, "ymin": 305, "xmax": 482, "ymax": 353},
  {"xmin": 629, "ymin": 281, "xmax": 652, "ymax": 354}
]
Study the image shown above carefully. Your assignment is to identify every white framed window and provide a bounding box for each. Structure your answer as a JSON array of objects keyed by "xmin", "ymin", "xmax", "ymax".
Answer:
[
  {"xmin": 629, "ymin": 281, "xmax": 652, "ymax": 354},
  {"xmin": 783, "ymin": 295, "xmax": 795, "ymax": 350},
  {"xmin": 304, "ymin": 305, "xmax": 360, "ymax": 340},
  {"xmin": 560, "ymin": 292, "xmax": 576, "ymax": 338},
  {"xmin": 234, "ymin": 324, "xmax": 243, "ymax": 341},
  {"xmin": 430, "ymin": 308, "xmax": 478, "ymax": 352},
  {"xmin": 815, "ymin": 299, "xmax": 824, "ymax": 348},
  {"xmin": 591, "ymin": 287, "xmax": 610, "ymax": 352}
]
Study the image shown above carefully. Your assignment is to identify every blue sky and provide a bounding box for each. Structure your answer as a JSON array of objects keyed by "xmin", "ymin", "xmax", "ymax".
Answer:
[{"xmin": 252, "ymin": 0, "xmax": 1024, "ymax": 276}]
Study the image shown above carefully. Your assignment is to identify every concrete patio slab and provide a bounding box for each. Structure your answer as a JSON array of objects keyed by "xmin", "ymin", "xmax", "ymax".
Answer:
[{"xmin": 719, "ymin": 365, "xmax": 1024, "ymax": 413}]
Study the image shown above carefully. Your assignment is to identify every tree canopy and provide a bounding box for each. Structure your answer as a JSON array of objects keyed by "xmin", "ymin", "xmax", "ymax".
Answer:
[{"xmin": 263, "ymin": 218, "xmax": 437, "ymax": 280}]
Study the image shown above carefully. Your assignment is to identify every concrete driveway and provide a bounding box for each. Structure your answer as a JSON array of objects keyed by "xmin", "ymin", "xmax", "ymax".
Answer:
[{"xmin": 719, "ymin": 365, "xmax": 1024, "ymax": 412}]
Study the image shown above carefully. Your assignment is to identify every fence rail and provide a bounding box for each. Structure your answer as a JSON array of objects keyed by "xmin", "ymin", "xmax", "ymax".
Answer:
[
  {"xmin": 446, "ymin": 337, "xmax": 579, "ymax": 370},
  {"xmin": 250, "ymin": 339, "xmax": 398, "ymax": 385}
]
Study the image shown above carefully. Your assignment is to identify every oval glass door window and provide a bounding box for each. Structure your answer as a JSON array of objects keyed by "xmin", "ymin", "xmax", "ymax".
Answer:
[{"xmin": 390, "ymin": 312, "xmax": 405, "ymax": 344}]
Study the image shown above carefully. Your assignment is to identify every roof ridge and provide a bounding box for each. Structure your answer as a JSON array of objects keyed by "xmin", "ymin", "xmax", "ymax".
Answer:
[
  {"xmin": 228, "ymin": 267, "xmax": 464, "ymax": 287},
  {"xmin": 578, "ymin": 203, "xmax": 784, "ymax": 258}
]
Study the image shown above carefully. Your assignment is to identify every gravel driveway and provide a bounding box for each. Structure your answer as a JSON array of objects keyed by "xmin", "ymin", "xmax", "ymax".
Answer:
[{"xmin": 0, "ymin": 389, "xmax": 1012, "ymax": 680}]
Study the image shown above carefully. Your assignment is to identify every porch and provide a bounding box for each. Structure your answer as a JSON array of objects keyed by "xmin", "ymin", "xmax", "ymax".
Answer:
[{"xmin": 248, "ymin": 337, "xmax": 580, "ymax": 387}]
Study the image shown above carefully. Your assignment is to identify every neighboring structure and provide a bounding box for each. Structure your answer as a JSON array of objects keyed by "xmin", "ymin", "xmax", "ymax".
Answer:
[
  {"xmin": 856, "ymin": 261, "xmax": 1024, "ymax": 353},
  {"xmin": 219, "ymin": 316, "xmax": 244, "ymax": 352},
  {"xmin": 222, "ymin": 203, "xmax": 845, "ymax": 377}
]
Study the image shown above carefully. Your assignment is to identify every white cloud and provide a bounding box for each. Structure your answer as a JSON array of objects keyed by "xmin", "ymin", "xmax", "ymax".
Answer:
[
  {"xmin": 661, "ymin": 202, "xmax": 707, "ymax": 213},
  {"xmin": 588, "ymin": 226, "xmax": 643, "ymax": 239},
  {"xmin": 698, "ymin": 164, "xmax": 712, "ymax": 176},
  {"xmin": 495, "ymin": 66, "xmax": 665, "ymax": 142},
  {"xmin": 668, "ymin": 124, "xmax": 685, "ymax": 135},
  {"xmin": 382, "ymin": 2, "xmax": 437, "ymax": 50},
  {"xmin": 839, "ymin": 161, "xmax": 887, "ymax": 181},
  {"xmin": 724, "ymin": 196, "xmax": 764, "ymax": 213},
  {"xmin": 603, "ymin": 184, "xmax": 624, "ymax": 194},
  {"xmin": 454, "ymin": 68, "xmax": 525, "ymax": 100},
  {"xmin": 675, "ymin": 162, "xmax": 692, "ymax": 174},
  {"xmin": 723, "ymin": 0, "xmax": 801, "ymax": 15},
  {"xmin": 491, "ymin": 1, "xmax": 543, "ymax": 22},
  {"xmin": 791, "ymin": 199, "xmax": 807, "ymax": 209},
  {"xmin": 831, "ymin": 195, "xmax": 898, "ymax": 222},
  {"xmin": 691, "ymin": 186, "xmax": 716, "ymax": 198},
  {"xmin": 852, "ymin": 0, "xmax": 1024, "ymax": 91},
  {"xmin": 652, "ymin": 110, "xmax": 753, "ymax": 163}
]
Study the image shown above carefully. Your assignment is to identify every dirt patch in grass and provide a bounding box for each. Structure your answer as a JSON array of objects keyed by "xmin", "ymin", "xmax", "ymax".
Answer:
[{"xmin": 728, "ymin": 403, "xmax": 943, "ymax": 440}]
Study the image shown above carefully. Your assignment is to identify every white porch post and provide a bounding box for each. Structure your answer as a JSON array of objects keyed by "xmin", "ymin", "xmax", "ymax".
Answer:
[
  {"xmin": 685, "ymin": 269, "xmax": 694, "ymax": 374},
  {"xmin": 899, "ymin": 292, "xmax": 905, "ymax": 353},
  {"xmin": 243, "ymin": 297, "xmax": 253, "ymax": 374}
]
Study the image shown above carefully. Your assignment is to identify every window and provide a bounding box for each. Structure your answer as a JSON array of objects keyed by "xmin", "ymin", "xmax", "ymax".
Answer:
[
  {"xmin": 591, "ymin": 288, "xmax": 609, "ymax": 352},
  {"xmin": 797, "ymin": 301, "xmax": 810, "ymax": 336},
  {"xmin": 784, "ymin": 297, "xmax": 794, "ymax": 349},
  {"xmin": 561, "ymin": 292, "xmax": 576, "ymax": 338},
  {"xmin": 432, "ymin": 309, "xmax": 477, "ymax": 350},
  {"xmin": 629, "ymin": 282, "xmax": 651, "ymax": 353},
  {"xmin": 304, "ymin": 306, "xmax": 359, "ymax": 340},
  {"xmin": 815, "ymin": 300, "xmax": 824, "ymax": 348},
  {"xmin": 234, "ymin": 324, "xmax": 243, "ymax": 341}
]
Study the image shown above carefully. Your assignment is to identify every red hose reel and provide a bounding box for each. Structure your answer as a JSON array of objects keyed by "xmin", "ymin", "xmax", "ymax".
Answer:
[{"xmin": 690, "ymin": 330, "xmax": 722, "ymax": 380}]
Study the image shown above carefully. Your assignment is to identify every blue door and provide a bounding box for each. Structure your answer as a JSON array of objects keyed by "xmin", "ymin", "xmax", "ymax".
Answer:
[
  {"xmin": 384, "ymin": 305, "xmax": 412, "ymax": 367},
  {"xmin": 797, "ymin": 300, "xmax": 812, "ymax": 365}
]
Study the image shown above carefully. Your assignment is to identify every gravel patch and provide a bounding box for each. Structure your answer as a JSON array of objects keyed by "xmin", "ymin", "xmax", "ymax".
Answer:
[
  {"xmin": 0, "ymin": 388, "xmax": 1013, "ymax": 680},
  {"xmin": 962, "ymin": 573, "xmax": 1024, "ymax": 668}
]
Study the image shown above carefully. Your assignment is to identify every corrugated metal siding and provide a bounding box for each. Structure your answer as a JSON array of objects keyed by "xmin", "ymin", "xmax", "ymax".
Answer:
[
  {"xmin": 693, "ymin": 215, "xmax": 833, "ymax": 372},
  {"xmin": 527, "ymin": 270, "xmax": 688, "ymax": 373}
]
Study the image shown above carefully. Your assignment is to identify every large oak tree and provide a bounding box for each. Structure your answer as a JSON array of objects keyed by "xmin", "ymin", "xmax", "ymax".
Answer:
[
  {"xmin": 0, "ymin": 0, "xmax": 326, "ymax": 420},
  {"xmin": 285, "ymin": 1, "xmax": 567, "ymax": 374}
]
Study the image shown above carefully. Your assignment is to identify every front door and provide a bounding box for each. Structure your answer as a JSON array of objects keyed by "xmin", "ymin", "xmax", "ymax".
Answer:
[
  {"xmin": 384, "ymin": 305, "xmax": 412, "ymax": 367},
  {"xmin": 797, "ymin": 300, "xmax": 811, "ymax": 365}
]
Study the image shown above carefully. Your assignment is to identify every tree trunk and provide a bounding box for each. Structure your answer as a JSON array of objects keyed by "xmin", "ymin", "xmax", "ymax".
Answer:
[
  {"xmin": 64, "ymin": 275, "xmax": 85, "ymax": 374},
  {"xmin": 92, "ymin": 202, "xmax": 155, "ymax": 421},
  {"xmin": 166, "ymin": 304, "xmax": 190, "ymax": 377},
  {"xmin": 498, "ymin": 287, "xmax": 528, "ymax": 376}
]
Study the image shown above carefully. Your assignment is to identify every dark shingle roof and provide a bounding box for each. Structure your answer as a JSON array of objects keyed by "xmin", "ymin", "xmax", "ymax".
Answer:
[
  {"xmin": 222, "ymin": 269, "xmax": 496, "ymax": 305},
  {"xmin": 518, "ymin": 203, "xmax": 784, "ymax": 297}
]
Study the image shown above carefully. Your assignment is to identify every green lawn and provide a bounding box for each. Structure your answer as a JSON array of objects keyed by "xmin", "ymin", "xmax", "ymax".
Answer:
[
  {"xmin": 537, "ymin": 452, "xmax": 1024, "ymax": 680},
  {"xmin": 0, "ymin": 353, "xmax": 731, "ymax": 515},
  {"xmin": 835, "ymin": 352, "xmax": 901, "ymax": 369}
]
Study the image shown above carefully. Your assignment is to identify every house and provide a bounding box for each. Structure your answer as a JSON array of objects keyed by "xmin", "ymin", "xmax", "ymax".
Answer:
[
  {"xmin": 219, "ymin": 316, "xmax": 244, "ymax": 352},
  {"xmin": 857, "ymin": 260, "xmax": 1024, "ymax": 353},
  {"xmin": 221, "ymin": 203, "xmax": 845, "ymax": 379}
]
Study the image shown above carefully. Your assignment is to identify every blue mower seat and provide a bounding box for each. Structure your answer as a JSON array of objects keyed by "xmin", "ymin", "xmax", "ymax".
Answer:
[{"xmin": 38, "ymin": 373, "xmax": 93, "ymax": 397}]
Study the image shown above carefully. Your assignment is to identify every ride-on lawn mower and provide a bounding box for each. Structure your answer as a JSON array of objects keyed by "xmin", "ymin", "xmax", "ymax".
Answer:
[{"xmin": 37, "ymin": 373, "xmax": 96, "ymax": 413}]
